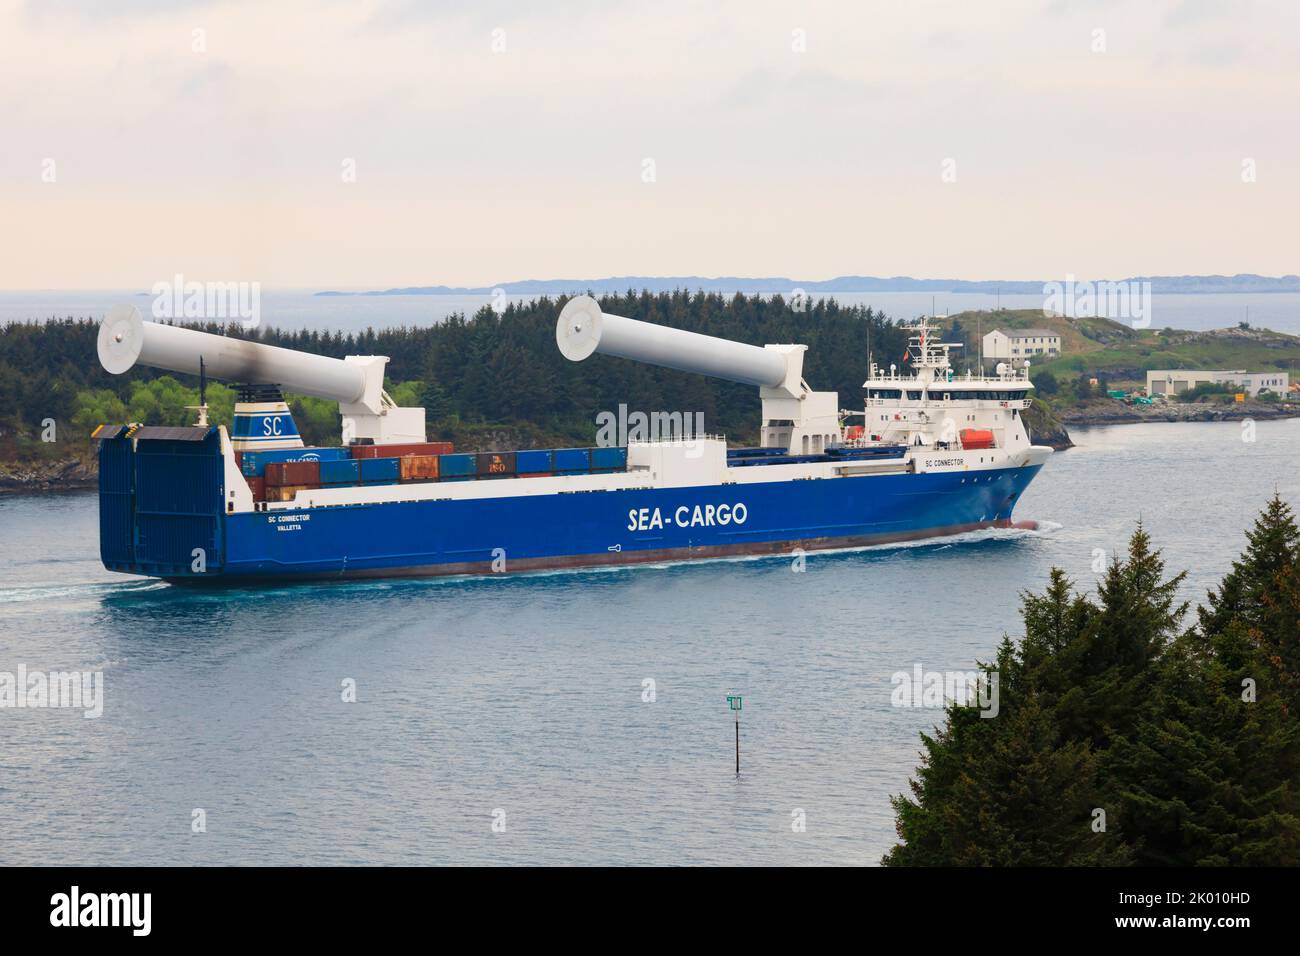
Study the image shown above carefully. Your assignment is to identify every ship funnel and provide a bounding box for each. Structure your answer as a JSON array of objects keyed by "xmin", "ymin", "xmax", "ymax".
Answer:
[{"xmin": 556, "ymin": 295, "xmax": 792, "ymax": 391}]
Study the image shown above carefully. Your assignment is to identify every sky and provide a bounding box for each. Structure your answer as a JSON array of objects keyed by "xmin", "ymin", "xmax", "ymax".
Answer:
[{"xmin": 1, "ymin": 0, "xmax": 1297, "ymax": 289}]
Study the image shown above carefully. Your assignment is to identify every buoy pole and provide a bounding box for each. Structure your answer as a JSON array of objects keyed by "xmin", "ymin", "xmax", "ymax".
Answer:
[{"xmin": 727, "ymin": 694, "xmax": 743, "ymax": 776}]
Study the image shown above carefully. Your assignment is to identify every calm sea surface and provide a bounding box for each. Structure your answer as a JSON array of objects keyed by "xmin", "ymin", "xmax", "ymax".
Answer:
[
  {"xmin": 2, "ymin": 289, "xmax": 1298, "ymax": 334},
  {"xmin": 1, "ymin": 419, "xmax": 1296, "ymax": 865}
]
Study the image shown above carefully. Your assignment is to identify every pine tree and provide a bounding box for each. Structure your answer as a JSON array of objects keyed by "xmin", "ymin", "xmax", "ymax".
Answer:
[
  {"xmin": 1199, "ymin": 493, "xmax": 1300, "ymax": 713},
  {"xmin": 1059, "ymin": 524, "xmax": 1187, "ymax": 749},
  {"xmin": 418, "ymin": 380, "xmax": 454, "ymax": 425},
  {"xmin": 1200, "ymin": 494, "xmax": 1300, "ymax": 636},
  {"xmin": 885, "ymin": 527, "xmax": 1189, "ymax": 865},
  {"xmin": 1106, "ymin": 618, "xmax": 1300, "ymax": 865}
]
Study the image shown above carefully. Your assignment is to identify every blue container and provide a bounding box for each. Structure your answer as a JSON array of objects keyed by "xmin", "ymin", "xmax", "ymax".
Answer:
[
  {"xmin": 515, "ymin": 449, "xmax": 553, "ymax": 473},
  {"xmin": 359, "ymin": 457, "xmax": 400, "ymax": 484},
  {"xmin": 319, "ymin": 459, "xmax": 361, "ymax": 485},
  {"xmin": 727, "ymin": 447, "xmax": 788, "ymax": 460},
  {"xmin": 240, "ymin": 446, "xmax": 350, "ymax": 477},
  {"xmin": 439, "ymin": 453, "xmax": 477, "ymax": 478},
  {"xmin": 589, "ymin": 446, "xmax": 627, "ymax": 470},
  {"xmin": 553, "ymin": 448, "xmax": 590, "ymax": 473}
]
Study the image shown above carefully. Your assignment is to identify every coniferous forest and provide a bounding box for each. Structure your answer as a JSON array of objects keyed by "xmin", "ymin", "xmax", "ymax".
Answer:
[
  {"xmin": 0, "ymin": 291, "xmax": 906, "ymax": 457},
  {"xmin": 885, "ymin": 496, "xmax": 1300, "ymax": 866}
]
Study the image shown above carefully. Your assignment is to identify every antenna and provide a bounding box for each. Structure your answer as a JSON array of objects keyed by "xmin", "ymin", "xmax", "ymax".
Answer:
[{"xmin": 187, "ymin": 354, "xmax": 210, "ymax": 427}]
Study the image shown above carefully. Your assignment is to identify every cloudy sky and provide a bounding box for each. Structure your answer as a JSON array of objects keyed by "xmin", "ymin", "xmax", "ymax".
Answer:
[{"xmin": 1, "ymin": 0, "xmax": 1296, "ymax": 288}]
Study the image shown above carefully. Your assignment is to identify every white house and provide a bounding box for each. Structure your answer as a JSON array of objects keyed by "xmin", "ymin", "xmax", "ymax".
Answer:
[{"xmin": 982, "ymin": 328, "xmax": 1062, "ymax": 365}]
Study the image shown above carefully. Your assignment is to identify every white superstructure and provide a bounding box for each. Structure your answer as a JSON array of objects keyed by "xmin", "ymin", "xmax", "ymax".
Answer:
[{"xmin": 853, "ymin": 317, "xmax": 1047, "ymax": 470}]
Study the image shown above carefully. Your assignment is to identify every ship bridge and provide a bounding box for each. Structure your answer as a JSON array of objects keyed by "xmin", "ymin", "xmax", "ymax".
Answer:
[{"xmin": 851, "ymin": 317, "xmax": 1038, "ymax": 453}]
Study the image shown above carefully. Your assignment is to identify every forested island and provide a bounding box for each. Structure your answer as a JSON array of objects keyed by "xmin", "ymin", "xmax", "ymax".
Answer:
[
  {"xmin": 1, "ymin": 291, "xmax": 941, "ymax": 489},
  {"xmin": 12, "ymin": 287, "xmax": 1294, "ymax": 490}
]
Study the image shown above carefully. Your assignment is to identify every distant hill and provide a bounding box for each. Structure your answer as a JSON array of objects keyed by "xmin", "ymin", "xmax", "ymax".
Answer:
[{"xmin": 317, "ymin": 274, "xmax": 1300, "ymax": 296}]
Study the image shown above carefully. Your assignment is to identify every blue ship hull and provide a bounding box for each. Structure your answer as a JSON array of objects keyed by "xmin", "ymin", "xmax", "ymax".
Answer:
[
  {"xmin": 226, "ymin": 466, "xmax": 1041, "ymax": 580},
  {"xmin": 96, "ymin": 430, "xmax": 1043, "ymax": 581}
]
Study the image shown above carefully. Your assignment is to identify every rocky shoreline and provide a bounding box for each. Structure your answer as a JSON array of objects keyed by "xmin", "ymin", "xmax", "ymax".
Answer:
[
  {"xmin": 1059, "ymin": 402, "xmax": 1300, "ymax": 428},
  {"xmin": 0, "ymin": 458, "xmax": 97, "ymax": 493},
  {"xmin": 1021, "ymin": 400, "xmax": 1074, "ymax": 450}
]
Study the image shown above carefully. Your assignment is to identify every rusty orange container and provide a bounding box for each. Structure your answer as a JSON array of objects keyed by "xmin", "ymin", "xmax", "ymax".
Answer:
[
  {"xmin": 265, "ymin": 484, "xmax": 314, "ymax": 502},
  {"xmin": 246, "ymin": 475, "xmax": 266, "ymax": 500},
  {"xmin": 399, "ymin": 455, "xmax": 440, "ymax": 482}
]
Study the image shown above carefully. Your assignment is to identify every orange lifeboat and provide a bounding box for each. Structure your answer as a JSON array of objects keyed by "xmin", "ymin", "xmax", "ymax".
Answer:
[{"xmin": 960, "ymin": 428, "xmax": 996, "ymax": 450}]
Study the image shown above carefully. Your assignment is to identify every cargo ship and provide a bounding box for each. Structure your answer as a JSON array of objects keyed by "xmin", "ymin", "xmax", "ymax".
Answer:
[{"xmin": 92, "ymin": 296, "xmax": 1051, "ymax": 582}]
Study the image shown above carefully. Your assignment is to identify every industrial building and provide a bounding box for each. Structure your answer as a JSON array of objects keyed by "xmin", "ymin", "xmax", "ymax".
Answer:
[{"xmin": 1146, "ymin": 369, "xmax": 1289, "ymax": 398}]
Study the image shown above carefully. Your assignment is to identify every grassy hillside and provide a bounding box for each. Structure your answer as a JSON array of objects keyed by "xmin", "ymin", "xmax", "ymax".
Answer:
[
  {"xmin": 934, "ymin": 309, "xmax": 1140, "ymax": 371},
  {"xmin": 936, "ymin": 309, "xmax": 1300, "ymax": 388},
  {"xmin": 1035, "ymin": 325, "xmax": 1300, "ymax": 385}
]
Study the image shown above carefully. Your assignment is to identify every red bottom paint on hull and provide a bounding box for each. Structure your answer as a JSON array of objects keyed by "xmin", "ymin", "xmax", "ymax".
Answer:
[{"xmin": 164, "ymin": 518, "xmax": 1028, "ymax": 585}]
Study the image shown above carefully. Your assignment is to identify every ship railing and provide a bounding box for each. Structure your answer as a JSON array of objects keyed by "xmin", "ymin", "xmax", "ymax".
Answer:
[
  {"xmin": 628, "ymin": 433, "xmax": 727, "ymax": 446},
  {"xmin": 865, "ymin": 394, "xmax": 1032, "ymax": 407}
]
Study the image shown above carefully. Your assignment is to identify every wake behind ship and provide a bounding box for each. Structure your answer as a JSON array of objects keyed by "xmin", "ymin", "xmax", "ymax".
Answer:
[{"xmin": 91, "ymin": 297, "xmax": 1051, "ymax": 582}]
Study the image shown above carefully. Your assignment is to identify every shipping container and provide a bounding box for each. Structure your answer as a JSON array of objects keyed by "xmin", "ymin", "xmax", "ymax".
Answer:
[
  {"xmin": 319, "ymin": 458, "xmax": 361, "ymax": 485},
  {"xmin": 265, "ymin": 484, "xmax": 313, "ymax": 502},
  {"xmin": 476, "ymin": 452, "xmax": 517, "ymax": 477},
  {"xmin": 245, "ymin": 475, "xmax": 265, "ymax": 500},
  {"xmin": 350, "ymin": 441, "xmax": 454, "ymax": 460},
  {"xmin": 399, "ymin": 455, "xmax": 440, "ymax": 482},
  {"xmin": 439, "ymin": 453, "xmax": 477, "ymax": 478},
  {"xmin": 240, "ymin": 446, "xmax": 351, "ymax": 477},
  {"xmin": 515, "ymin": 449, "xmax": 553, "ymax": 473},
  {"xmin": 265, "ymin": 460, "xmax": 322, "ymax": 487},
  {"xmin": 553, "ymin": 448, "xmax": 591, "ymax": 473},
  {"xmin": 517, "ymin": 472, "xmax": 553, "ymax": 479},
  {"xmin": 589, "ymin": 446, "xmax": 627, "ymax": 470},
  {"xmin": 359, "ymin": 457, "xmax": 401, "ymax": 484}
]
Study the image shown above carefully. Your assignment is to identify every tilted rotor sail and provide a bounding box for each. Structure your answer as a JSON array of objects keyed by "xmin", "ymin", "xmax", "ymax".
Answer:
[
  {"xmin": 556, "ymin": 295, "xmax": 795, "ymax": 392},
  {"xmin": 555, "ymin": 296, "xmax": 842, "ymax": 453},
  {"xmin": 96, "ymin": 304, "xmax": 427, "ymax": 445},
  {"xmin": 98, "ymin": 304, "xmax": 372, "ymax": 407}
]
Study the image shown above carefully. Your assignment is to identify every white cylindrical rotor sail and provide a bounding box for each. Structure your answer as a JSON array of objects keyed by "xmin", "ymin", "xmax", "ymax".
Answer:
[
  {"xmin": 556, "ymin": 295, "xmax": 789, "ymax": 389},
  {"xmin": 97, "ymin": 304, "xmax": 369, "ymax": 405}
]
